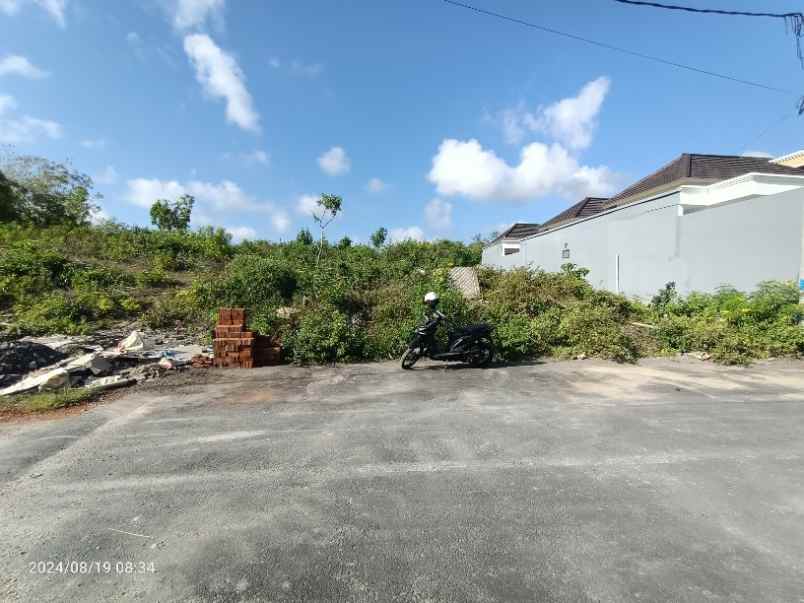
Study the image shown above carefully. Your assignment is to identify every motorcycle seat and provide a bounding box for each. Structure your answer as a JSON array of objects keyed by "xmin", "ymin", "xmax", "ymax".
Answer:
[{"xmin": 452, "ymin": 323, "xmax": 492, "ymax": 338}]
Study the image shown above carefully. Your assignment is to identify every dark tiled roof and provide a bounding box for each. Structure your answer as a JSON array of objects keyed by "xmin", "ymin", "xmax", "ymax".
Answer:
[
  {"xmin": 495, "ymin": 222, "xmax": 542, "ymax": 241},
  {"xmin": 605, "ymin": 153, "xmax": 804, "ymax": 208},
  {"xmin": 540, "ymin": 197, "xmax": 608, "ymax": 229}
]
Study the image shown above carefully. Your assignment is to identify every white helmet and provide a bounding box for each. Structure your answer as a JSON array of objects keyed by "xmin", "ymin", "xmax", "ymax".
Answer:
[{"xmin": 424, "ymin": 291, "xmax": 439, "ymax": 305}]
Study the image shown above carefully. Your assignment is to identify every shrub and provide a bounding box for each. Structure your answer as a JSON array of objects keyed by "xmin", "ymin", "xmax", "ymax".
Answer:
[
  {"xmin": 529, "ymin": 307, "xmax": 563, "ymax": 355},
  {"xmin": 284, "ymin": 304, "xmax": 365, "ymax": 364},
  {"xmin": 494, "ymin": 315, "xmax": 535, "ymax": 361},
  {"xmin": 558, "ymin": 303, "xmax": 638, "ymax": 362},
  {"xmin": 190, "ymin": 254, "xmax": 297, "ymax": 315}
]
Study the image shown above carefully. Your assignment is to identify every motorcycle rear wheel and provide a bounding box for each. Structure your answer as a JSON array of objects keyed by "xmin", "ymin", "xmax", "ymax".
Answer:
[
  {"xmin": 401, "ymin": 347, "xmax": 420, "ymax": 370},
  {"xmin": 467, "ymin": 338, "xmax": 494, "ymax": 368}
]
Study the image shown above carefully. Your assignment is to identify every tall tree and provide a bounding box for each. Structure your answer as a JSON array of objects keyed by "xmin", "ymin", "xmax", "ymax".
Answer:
[
  {"xmin": 0, "ymin": 170, "xmax": 17, "ymax": 223},
  {"xmin": 370, "ymin": 226, "xmax": 387, "ymax": 249},
  {"xmin": 150, "ymin": 194, "xmax": 195, "ymax": 231},
  {"xmin": 296, "ymin": 228, "xmax": 314, "ymax": 245},
  {"xmin": 0, "ymin": 155, "xmax": 98, "ymax": 225},
  {"xmin": 311, "ymin": 193, "xmax": 342, "ymax": 265}
]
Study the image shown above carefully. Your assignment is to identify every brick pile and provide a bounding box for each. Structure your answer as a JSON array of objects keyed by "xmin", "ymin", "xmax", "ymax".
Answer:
[{"xmin": 212, "ymin": 308, "xmax": 282, "ymax": 369}]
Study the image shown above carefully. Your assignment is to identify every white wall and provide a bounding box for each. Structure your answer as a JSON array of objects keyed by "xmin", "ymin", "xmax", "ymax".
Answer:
[{"xmin": 481, "ymin": 188, "xmax": 804, "ymax": 298}]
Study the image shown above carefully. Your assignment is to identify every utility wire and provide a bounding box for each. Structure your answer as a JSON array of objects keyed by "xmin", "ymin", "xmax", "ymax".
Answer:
[
  {"xmin": 612, "ymin": 1, "xmax": 802, "ymax": 20},
  {"xmin": 440, "ymin": 0, "xmax": 795, "ymax": 96},
  {"xmin": 612, "ymin": 0, "xmax": 804, "ymax": 67}
]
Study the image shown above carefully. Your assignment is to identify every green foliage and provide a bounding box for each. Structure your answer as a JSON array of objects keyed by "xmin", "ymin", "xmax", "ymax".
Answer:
[
  {"xmin": 0, "ymin": 155, "xmax": 98, "ymax": 226},
  {"xmin": 284, "ymin": 304, "xmax": 365, "ymax": 364},
  {"xmin": 558, "ymin": 303, "xmax": 638, "ymax": 363},
  {"xmin": 150, "ymin": 194, "xmax": 194, "ymax": 231},
  {"xmin": 370, "ymin": 227, "xmax": 387, "ymax": 248},
  {"xmin": 1, "ymin": 182, "xmax": 799, "ymax": 368},
  {"xmin": 494, "ymin": 315, "xmax": 537, "ymax": 361},
  {"xmin": 650, "ymin": 281, "xmax": 803, "ymax": 364},
  {"xmin": 189, "ymin": 254, "xmax": 298, "ymax": 328},
  {"xmin": 296, "ymin": 228, "xmax": 314, "ymax": 245}
]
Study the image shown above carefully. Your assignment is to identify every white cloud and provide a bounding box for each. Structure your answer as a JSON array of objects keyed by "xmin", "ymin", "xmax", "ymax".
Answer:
[
  {"xmin": 389, "ymin": 226, "xmax": 424, "ymax": 243},
  {"xmin": 0, "ymin": 116, "xmax": 57, "ymax": 145},
  {"xmin": 94, "ymin": 165, "xmax": 118, "ymax": 185},
  {"xmin": 296, "ymin": 194, "xmax": 319, "ymax": 216},
  {"xmin": 172, "ymin": 0, "xmax": 224, "ymax": 31},
  {"xmin": 268, "ymin": 57, "xmax": 280, "ymax": 68},
  {"xmin": 366, "ymin": 177, "xmax": 385, "ymax": 193},
  {"xmin": 424, "ymin": 197, "xmax": 452, "ymax": 230},
  {"xmin": 271, "ymin": 210, "xmax": 290, "ymax": 232},
  {"xmin": 125, "ymin": 177, "xmax": 291, "ymax": 234},
  {"xmin": 0, "ymin": 54, "xmax": 48, "ymax": 79},
  {"xmin": 226, "ymin": 225, "xmax": 256, "ymax": 242},
  {"xmin": 89, "ymin": 206, "xmax": 111, "ymax": 225},
  {"xmin": 183, "ymin": 33, "xmax": 260, "ymax": 133},
  {"xmin": 125, "ymin": 178, "xmax": 187, "ymax": 208},
  {"xmin": 0, "ymin": 94, "xmax": 15, "ymax": 113},
  {"xmin": 496, "ymin": 76, "xmax": 610, "ymax": 150},
  {"xmin": 428, "ymin": 138, "xmax": 617, "ymax": 202},
  {"xmin": 80, "ymin": 138, "xmax": 106, "ymax": 150},
  {"xmin": 0, "ymin": 95, "xmax": 62, "ymax": 143},
  {"xmin": 245, "ymin": 149, "xmax": 269, "ymax": 165},
  {"xmin": 0, "ymin": 0, "xmax": 66, "ymax": 26},
  {"xmin": 126, "ymin": 178, "xmax": 264, "ymax": 211},
  {"xmin": 126, "ymin": 31, "xmax": 140, "ymax": 44},
  {"xmin": 318, "ymin": 146, "xmax": 350, "ymax": 176},
  {"xmin": 741, "ymin": 150, "xmax": 773, "ymax": 158},
  {"xmin": 539, "ymin": 77, "xmax": 610, "ymax": 150}
]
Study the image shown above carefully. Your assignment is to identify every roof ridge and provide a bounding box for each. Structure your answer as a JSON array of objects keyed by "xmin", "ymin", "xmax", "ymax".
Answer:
[{"xmin": 686, "ymin": 152, "xmax": 768, "ymax": 159}]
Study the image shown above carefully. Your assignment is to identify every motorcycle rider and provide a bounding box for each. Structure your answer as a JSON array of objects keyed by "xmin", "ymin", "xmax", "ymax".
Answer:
[
  {"xmin": 423, "ymin": 291, "xmax": 445, "ymax": 324},
  {"xmin": 401, "ymin": 290, "xmax": 494, "ymax": 369}
]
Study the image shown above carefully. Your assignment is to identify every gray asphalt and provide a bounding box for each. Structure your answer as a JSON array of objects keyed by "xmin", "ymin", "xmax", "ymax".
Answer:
[{"xmin": 1, "ymin": 357, "xmax": 803, "ymax": 602}]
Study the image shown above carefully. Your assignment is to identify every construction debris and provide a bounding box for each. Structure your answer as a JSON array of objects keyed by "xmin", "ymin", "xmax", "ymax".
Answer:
[
  {"xmin": 0, "ymin": 325, "xmax": 205, "ymax": 398},
  {"xmin": 0, "ymin": 366, "xmax": 70, "ymax": 396},
  {"xmin": 191, "ymin": 354, "xmax": 214, "ymax": 369},
  {"xmin": 85, "ymin": 375, "xmax": 136, "ymax": 392},
  {"xmin": 0, "ymin": 341, "xmax": 67, "ymax": 388},
  {"xmin": 213, "ymin": 308, "xmax": 282, "ymax": 368},
  {"xmin": 117, "ymin": 330, "xmax": 152, "ymax": 353}
]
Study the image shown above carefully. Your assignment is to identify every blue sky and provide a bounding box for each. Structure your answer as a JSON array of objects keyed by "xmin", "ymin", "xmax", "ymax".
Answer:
[{"xmin": 1, "ymin": 0, "xmax": 803, "ymax": 243}]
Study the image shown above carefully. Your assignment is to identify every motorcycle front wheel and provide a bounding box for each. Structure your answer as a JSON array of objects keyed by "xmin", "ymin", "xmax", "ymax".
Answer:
[
  {"xmin": 466, "ymin": 338, "xmax": 494, "ymax": 368},
  {"xmin": 401, "ymin": 347, "xmax": 420, "ymax": 370}
]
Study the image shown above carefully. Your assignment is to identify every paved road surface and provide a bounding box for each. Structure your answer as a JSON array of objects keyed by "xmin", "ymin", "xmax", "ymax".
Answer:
[{"xmin": 1, "ymin": 358, "xmax": 803, "ymax": 602}]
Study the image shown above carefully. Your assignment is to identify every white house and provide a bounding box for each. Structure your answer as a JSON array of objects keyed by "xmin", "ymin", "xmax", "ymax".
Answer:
[{"xmin": 482, "ymin": 152, "xmax": 804, "ymax": 300}]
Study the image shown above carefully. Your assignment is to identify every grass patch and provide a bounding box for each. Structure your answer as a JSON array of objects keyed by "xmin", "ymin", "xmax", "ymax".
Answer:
[{"xmin": 1, "ymin": 388, "xmax": 102, "ymax": 415}]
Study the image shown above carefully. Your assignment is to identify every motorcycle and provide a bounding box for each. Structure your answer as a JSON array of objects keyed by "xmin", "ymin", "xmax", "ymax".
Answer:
[{"xmin": 401, "ymin": 309, "xmax": 494, "ymax": 369}]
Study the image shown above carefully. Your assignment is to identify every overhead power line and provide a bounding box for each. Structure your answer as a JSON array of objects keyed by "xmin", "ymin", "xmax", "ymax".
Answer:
[
  {"xmin": 440, "ymin": 0, "xmax": 795, "ymax": 97},
  {"xmin": 612, "ymin": 0, "xmax": 804, "ymax": 67}
]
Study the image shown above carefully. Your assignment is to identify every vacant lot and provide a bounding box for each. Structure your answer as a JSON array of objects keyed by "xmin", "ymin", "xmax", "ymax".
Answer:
[{"xmin": 1, "ymin": 358, "xmax": 803, "ymax": 602}]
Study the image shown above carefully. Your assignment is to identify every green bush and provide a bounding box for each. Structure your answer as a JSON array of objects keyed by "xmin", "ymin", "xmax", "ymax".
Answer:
[
  {"xmin": 558, "ymin": 303, "xmax": 638, "ymax": 363},
  {"xmin": 649, "ymin": 280, "xmax": 802, "ymax": 363},
  {"xmin": 190, "ymin": 254, "xmax": 297, "ymax": 315},
  {"xmin": 494, "ymin": 315, "xmax": 536, "ymax": 361},
  {"xmin": 284, "ymin": 304, "xmax": 365, "ymax": 364}
]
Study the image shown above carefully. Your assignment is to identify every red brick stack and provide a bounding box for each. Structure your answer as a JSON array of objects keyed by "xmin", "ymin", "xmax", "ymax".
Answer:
[
  {"xmin": 213, "ymin": 308, "xmax": 255, "ymax": 368},
  {"xmin": 212, "ymin": 308, "xmax": 283, "ymax": 368}
]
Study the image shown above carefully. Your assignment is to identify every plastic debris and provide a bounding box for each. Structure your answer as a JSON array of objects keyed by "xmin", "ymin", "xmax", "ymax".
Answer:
[
  {"xmin": 63, "ymin": 352, "xmax": 113, "ymax": 376},
  {"xmin": 117, "ymin": 330, "xmax": 152, "ymax": 353},
  {"xmin": 85, "ymin": 375, "xmax": 136, "ymax": 392}
]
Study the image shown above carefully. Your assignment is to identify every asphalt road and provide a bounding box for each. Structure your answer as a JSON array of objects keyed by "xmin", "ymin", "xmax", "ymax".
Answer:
[{"xmin": 1, "ymin": 357, "xmax": 803, "ymax": 602}]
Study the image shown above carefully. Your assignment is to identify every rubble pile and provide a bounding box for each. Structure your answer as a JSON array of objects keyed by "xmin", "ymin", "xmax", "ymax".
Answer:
[
  {"xmin": 0, "ymin": 327, "xmax": 210, "ymax": 398},
  {"xmin": 213, "ymin": 308, "xmax": 282, "ymax": 369},
  {"xmin": 0, "ymin": 341, "xmax": 67, "ymax": 388}
]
